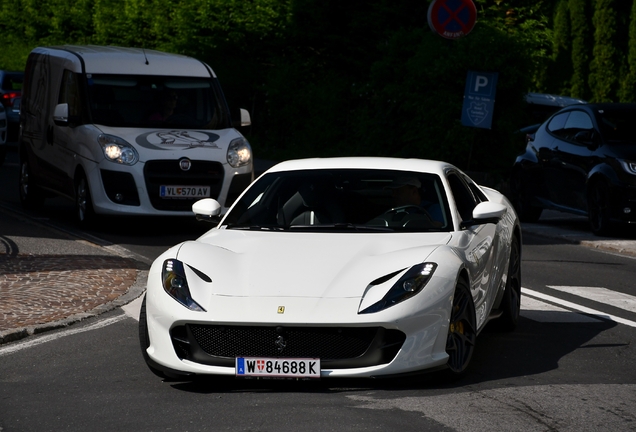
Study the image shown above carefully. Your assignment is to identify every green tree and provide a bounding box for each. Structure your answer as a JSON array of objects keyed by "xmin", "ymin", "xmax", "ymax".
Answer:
[
  {"xmin": 589, "ymin": 0, "xmax": 619, "ymax": 102},
  {"xmin": 619, "ymin": 1, "xmax": 636, "ymax": 101},
  {"xmin": 569, "ymin": 0, "xmax": 592, "ymax": 99}
]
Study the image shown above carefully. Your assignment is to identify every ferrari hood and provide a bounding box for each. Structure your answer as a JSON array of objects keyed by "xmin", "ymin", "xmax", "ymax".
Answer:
[
  {"xmin": 174, "ymin": 230, "xmax": 452, "ymax": 300},
  {"xmin": 94, "ymin": 125, "xmax": 241, "ymax": 162}
]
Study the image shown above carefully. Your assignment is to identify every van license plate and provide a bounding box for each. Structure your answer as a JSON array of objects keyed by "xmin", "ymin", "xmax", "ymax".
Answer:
[
  {"xmin": 236, "ymin": 357, "xmax": 320, "ymax": 379},
  {"xmin": 160, "ymin": 185, "xmax": 210, "ymax": 198}
]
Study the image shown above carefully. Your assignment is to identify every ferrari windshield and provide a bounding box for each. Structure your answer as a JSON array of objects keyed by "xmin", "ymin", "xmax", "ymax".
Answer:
[
  {"xmin": 85, "ymin": 74, "xmax": 229, "ymax": 129},
  {"xmin": 222, "ymin": 169, "xmax": 452, "ymax": 232}
]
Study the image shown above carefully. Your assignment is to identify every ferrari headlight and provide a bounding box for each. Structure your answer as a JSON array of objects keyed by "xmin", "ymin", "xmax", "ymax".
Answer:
[
  {"xmin": 359, "ymin": 263, "xmax": 437, "ymax": 314},
  {"xmin": 98, "ymin": 134, "xmax": 139, "ymax": 165},
  {"xmin": 227, "ymin": 137, "xmax": 252, "ymax": 168},
  {"xmin": 162, "ymin": 259, "xmax": 206, "ymax": 311}
]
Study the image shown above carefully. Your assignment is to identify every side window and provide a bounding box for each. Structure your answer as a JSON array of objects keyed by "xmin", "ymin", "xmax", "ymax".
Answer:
[
  {"xmin": 447, "ymin": 173, "xmax": 479, "ymax": 222},
  {"xmin": 547, "ymin": 112, "xmax": 569, "ymax": 136},
  {"xmin": 562, "ymin": 110, "xmax": 594, "ymax": 143},
  {"xmin": 58, "ymin": 70, "xmax": 82, "ymax": 119}
]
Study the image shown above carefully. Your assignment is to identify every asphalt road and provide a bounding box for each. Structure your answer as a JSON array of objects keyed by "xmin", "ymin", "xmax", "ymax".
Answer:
[{"xmin": 1, "ymin": 147, "xmax": 636, "ymax": 431}]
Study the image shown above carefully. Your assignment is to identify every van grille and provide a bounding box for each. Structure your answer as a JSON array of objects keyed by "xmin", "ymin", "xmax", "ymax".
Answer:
[{"xmin": 143, "ymin": 160, "xmax": 224, "ymax": 211}]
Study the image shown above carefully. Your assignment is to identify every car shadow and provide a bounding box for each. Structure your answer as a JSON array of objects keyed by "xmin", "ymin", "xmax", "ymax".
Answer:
[{"xmin": 166, "ymin": 316, "xmax": 619, "ymax": 394}]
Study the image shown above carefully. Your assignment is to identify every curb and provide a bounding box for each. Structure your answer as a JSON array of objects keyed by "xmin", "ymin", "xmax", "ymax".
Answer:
[{"xmin": 0, "ymin": 270, "xmax": 148, "ymax": 346}]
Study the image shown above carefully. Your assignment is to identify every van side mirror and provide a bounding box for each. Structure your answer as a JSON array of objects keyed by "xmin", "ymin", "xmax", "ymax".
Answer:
[
  {"xmin": 232, "ymin": 108, "xmax": 251, "ymax": 128},
  {"xmin": 53, "ymin": 103, "xmax": 69, "ymax": 126}
]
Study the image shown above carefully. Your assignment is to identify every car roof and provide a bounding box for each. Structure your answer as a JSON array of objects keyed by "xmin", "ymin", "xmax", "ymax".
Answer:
[
  {"xmin": 265, "ymin": 157, "xmax": 457, "ymax": 177},
  {"xmin": 33, "ymin": 45, "xmax": 215, "ymax": 77},
  {"xmin": 525, "ymin": 92, "xmax": 587, "ymax": 107}
]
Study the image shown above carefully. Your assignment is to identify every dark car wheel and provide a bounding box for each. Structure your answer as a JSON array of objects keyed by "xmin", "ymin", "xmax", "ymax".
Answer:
[
  {"xmin": 445, "ymin": 278, "xmax": 477, "ymax": 376},
  {"xmin": 510, "ymin": 170, "xmax": 542, "ymax": 222},
  {"xmin": 495, "ymin": 236, "xmax": 521, "ymax": 331},
  {"xmin": 18, "ymin": 155, "xmax": 45, "ymax": 210},
  {"xmin": 588, "ymin": 181, "xmax": 614, "ymax": 236},
  {"xmin": 139, "ymin": 295, "xmax": 168, "ymax": 379},
  {"xmin": 75, "ymin": 172, "xmax": 96, "ymax": 225}
]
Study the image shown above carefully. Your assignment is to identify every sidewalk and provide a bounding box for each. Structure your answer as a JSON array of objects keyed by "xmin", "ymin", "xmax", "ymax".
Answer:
[
  {"xmin": 0, "ymin": 207, "xmax": 147, "ymax": 344},
  {"xmin": 1, "ymin": 204, "xmax": 635, "ymax": 346}
]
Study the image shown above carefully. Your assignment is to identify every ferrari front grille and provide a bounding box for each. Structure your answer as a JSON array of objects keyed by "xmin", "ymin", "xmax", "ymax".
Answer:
[{"xmin": 170, "ymin": 325, "xmax": 406, "ymax": 369}]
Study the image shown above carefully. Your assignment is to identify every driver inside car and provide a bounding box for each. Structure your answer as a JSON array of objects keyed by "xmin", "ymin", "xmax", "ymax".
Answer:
[{"xmin": 386, "ymin": 177, "xmax": 443, "ymax": 225}]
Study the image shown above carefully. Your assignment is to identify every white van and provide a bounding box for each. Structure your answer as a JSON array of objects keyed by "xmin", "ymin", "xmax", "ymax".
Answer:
[{"xmin": 19, "ymin": 45, "xmax": 253, "ymax": 223}]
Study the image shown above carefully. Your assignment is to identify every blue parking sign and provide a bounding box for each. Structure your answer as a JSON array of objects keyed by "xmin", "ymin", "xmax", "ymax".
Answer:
[{"xmin": 461, "ymin": 71, "xmax": 498, "ymax": 129}]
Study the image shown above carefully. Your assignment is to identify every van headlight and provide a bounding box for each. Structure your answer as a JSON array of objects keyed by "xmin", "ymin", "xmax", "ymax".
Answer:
[
  {"xmin": 227, "ymin": 137, "xmax": 252, "ymax": 168},
  {"xmin": 98, "ymin": 134, "xmax": 139, "ymax": 165}
]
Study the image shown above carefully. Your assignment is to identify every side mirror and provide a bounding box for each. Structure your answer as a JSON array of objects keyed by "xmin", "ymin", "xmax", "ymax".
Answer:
[
  {"xmin": 53, "ymin": 103, "xmax": 69, "ymax": 126},
  {"xmin": 192, "ymin": 198, "xmax": 222, "ymax": 224},
  {"xmin": 461, "ymin": 201, "xmax": 507, "ymax": 228},
  {"xmin": 232, "ymin": 108, "xmax": 251, "ymax": 128}
]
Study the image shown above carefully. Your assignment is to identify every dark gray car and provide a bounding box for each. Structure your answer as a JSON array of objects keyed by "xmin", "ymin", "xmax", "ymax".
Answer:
[{"xmin": 511, "ymin": 103, "xmax": 636, "ymax": 236}]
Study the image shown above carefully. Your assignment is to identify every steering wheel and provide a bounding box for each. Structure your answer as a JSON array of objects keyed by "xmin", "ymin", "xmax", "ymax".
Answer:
[
  {"xmin": 384, "ymin": 205, "xmax": 429, "ymax": 216},
  {"xmin": 382, "ymin": 205, "xmax": 434, "ymax": 227}
]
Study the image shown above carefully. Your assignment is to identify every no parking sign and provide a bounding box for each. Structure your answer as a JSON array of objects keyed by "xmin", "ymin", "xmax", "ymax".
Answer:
[{"xmin": 427, "ymin": 0, "xmax": 477, "ymax": 40}]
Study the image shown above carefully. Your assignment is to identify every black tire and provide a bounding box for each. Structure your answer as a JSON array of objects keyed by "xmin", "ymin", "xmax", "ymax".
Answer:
[
  {"xmin": 509, "ymin": 170, "xmax": 542, "ymax": 223},
  {"xmin": 445, "ymin": 278, "xmax": 477, "ymax": 376},
  {"xmin": 496, "ymin": 236, "xmax": 521, "ymax": 331},
  {"xmin": 588, "ymin": 181, "xmax": 614, "ymax": 236},
  {"xmin": 138, "ymin": 295, "xmax": 168, "ymax": 379},
  {"xmin": 75, "ymin": 172, "xmax": 96, "ymax": 226},
  {"xmin": 18, "ymin": 154, "xmax": 45, "ymax": 210}
]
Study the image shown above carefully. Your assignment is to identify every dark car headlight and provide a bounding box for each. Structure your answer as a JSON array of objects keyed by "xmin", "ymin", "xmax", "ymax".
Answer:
[
  {"xmin": 162, "ymin": 259, "xmax": 206, "ymax": 311},
  {"xmin": 619, "ymin": 159, "xmax": 636, "ymax": 175},
  {"xmin": 359, "ymin": 263, "xmax": 437, "ymax": 314}
]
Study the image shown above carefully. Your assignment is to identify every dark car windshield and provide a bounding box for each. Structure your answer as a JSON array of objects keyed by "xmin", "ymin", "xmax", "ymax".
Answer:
[
  {"xmin": 597, "ymin": 109, "xmax": 636, "ymax": 143},
  {"xmin": 85, "ymin": 74, "xmax": 229, "ymax": 129},
  {"xmin": 221, "ymin": 169, "xmax": 453, "ymax": 233}
]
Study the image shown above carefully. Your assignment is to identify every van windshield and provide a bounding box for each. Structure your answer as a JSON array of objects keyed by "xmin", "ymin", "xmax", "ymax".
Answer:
[{"xmin": 85, "ymin": 74, "xmax": 229, "ymax": 129}]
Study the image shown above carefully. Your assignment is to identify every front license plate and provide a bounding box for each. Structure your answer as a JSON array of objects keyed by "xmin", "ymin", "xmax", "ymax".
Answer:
[
  {"xmin": 236, "ymin": 357, "xmax": 320, "ymax": 379},
  {"xmin": 160, "ymin": 185, "xmax": 210, "ymax": 198}
]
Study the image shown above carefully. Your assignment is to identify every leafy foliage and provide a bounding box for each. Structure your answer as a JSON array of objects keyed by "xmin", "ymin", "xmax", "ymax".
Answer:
[{"xmin": 0, "ymin": 0, "xmax": 632, "ymax": 175}]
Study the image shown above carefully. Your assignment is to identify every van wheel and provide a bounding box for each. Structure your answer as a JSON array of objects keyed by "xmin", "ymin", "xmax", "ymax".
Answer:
[
  {"xmin": 75, "ymin": 172, "xmax": 95, "ymax": 225},
  {"xmin": 19, "ymin": 156, "xmax": 45, "ymax": 210}
]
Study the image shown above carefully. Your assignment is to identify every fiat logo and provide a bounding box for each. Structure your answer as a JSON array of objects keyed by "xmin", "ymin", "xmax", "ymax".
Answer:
[{"xmin": 179, "ymin": 158, "xmax": 192, "ymax": 171}]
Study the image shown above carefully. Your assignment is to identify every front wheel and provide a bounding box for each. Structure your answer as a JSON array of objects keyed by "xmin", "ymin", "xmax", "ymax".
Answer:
[
  {"xmin": 496, "ymin": 236, "xmax": 521, "ymax": 331},
  {"xmin": 18, "ymin": 155, "xmax": 45, "ymax": 210},
  {"xmin": 75, "ymin": 172, "xmax": 95, "ymax": 226},
  {"xmin": 445, "ymin": 278, "xmax": 477, "ymax": 376},
  {"xmin": 509, "ymin": 170, "xmax": 542, "ymax": 223},
  {"xmin": 588, "ymin": 181, "xmax": 614, "ymax": 236}
]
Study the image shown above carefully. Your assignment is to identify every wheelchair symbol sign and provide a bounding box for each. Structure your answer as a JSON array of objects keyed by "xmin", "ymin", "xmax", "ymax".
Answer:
[{"xmin": 461, "ymin": 71, "xmax": 498, "ymax": 129}]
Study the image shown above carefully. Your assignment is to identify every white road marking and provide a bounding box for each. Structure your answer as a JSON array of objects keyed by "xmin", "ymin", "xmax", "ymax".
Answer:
[
  {"xmin": 0, "ymin": 315, "xmax": 127, "ymax": 357},
  {"xmin": 521, "ymin": 296, "xmax": 603, "ymax": 323},
  {"xmin": 522, "ymin": 287, "xmax": 636, "ymax": 328},
  {"xmin": 122, "ymin": 295, "xmax": 143, "ymax": 321},
  {"xmin": 547, "ymin": 286, "xmax": 636, "ymax": 314}
]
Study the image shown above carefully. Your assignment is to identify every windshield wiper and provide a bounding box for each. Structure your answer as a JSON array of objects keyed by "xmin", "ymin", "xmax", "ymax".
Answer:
[{"xmin": 226, "ymin": 225, "xmax": 286, "ymax": 231}]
